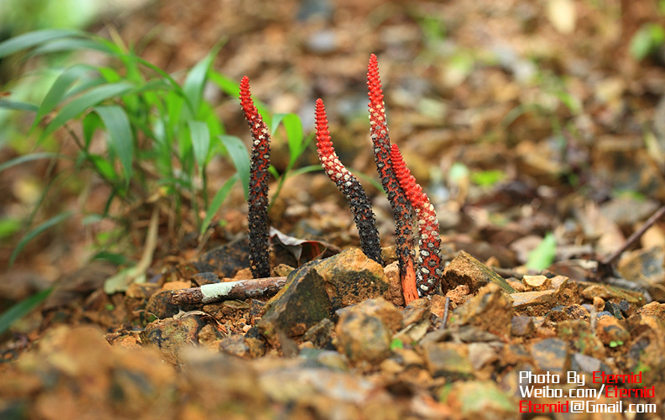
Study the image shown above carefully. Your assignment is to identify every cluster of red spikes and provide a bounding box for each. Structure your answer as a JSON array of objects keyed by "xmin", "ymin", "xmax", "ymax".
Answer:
[
  {"xmin": 366, "ymin": 54, "xmax": 441, "ymax": 301},
  {"xmin": 240, "ymin": 55, "xmax": 443, "ymax": 303},
  {"xmin": 390, "ymin": 143, "xmax": 443, "ymax": 295},
  {"xmin": 314, "ymin": 99, "xmax": 383, "ymax": 265}
]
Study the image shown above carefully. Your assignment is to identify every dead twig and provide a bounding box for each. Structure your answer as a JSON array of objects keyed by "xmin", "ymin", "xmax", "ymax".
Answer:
[
  {"xmin": 601, "ymin": 204, "xmax": 665, "ymax": 267},
  {"xmin": 169, "ymin": 276, "xmax": 287, "ymax": 305},
  {"xmin": 441, "ymin": 297, "xmax": 451, "ymax": 329}
]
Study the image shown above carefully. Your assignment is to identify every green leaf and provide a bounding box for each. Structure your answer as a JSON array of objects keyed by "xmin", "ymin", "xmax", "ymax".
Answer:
[
  {"xmin": 208, "ymin": 71, "xmax": 239, "ymax": 97},
  {"xmin": 390, "ymin": 338, "xmax": 404, "ymax": 350},
  {"xmin": 448, "ymin": 162, "xmax": 470, "ymax": 185},
  {"xmin": 88, "ymin": 154, "xmax": 119, "ymax": 183},
  {"xmin": 271, "ymin": 113, "xmax": 288, "ymax": 136},
  {"xmin": 287, "ymin": 164, "xmax": 323, "ymax": 178},
  {"xmin": 630, "ymin": 24, "xmax": 665, "ymax": 61},
  {"xmin": 9, "ymin": 211, "xmax": 74, "ymax": 268},
  {"xmin": 283, "ymin": 113, "xmax": 304, "ymax": 163},
  {"xmin": 554, "ymin": 90, "xmax": 581, "ymax": 115},
  {"xmin": 200, "ymin": 174, "xmax": 239, "ymax": 235},
  {"xmin": 0, "ymin": 153, "xmax": 62, "ymax": 173},
  {"xmin": 82, "ymin": 111, "xmax": 103, "ymax": 148},
  {"xmin": 28, "ymin": 38, "xmax": 114, "ymax": 57},
  {"xmin": 471, "ymin": 169, "xmax": 505, "ymax": 187},
  {"xmin": 218, "ymin": 135, "xmax": 251, "ymax": 199},
  {"xmin": 0, "ymin": 29, "xmax": 84, "ymax": 58},
  {"xmin": 32, "ymin": 65, "xmax": 92, "ymax": 131},
  {"xmin": 208, "ymin": 70, "xmax": 271, "ymax": 121},
  {"xmin": 526, "ymin": 233, "xmax": 557, "ymax": 271},
  {"xmin": 353, "ymin": 170, "xmax": 385, "ymax": 194},
  {"xmin": 0, "ymin": 99, "xmax": 38, "ymax": 112},
  {"xmin": 94, "ymin": 106, "xmax": 134, "ymax": 185},
  {"xmin": 63, "ymin": 77, "xmax": 107, "ymax": 99},
  {"xmin": 0, "ymin": 288, "xmax": 53, "ymax": 335},
  {"xmin": 41, "ymin": 82, "xmax": 134, "ymax": 141},
  {"xmin": 0, "ymin": 218, "xmax": 22, "ymax": 239},
  {"xmin": 91, "ymin": 251, "xmax": 127, "ymax": 266},
  {"xmin": 188, "ymin": 121, "xmax": 211, "ymax": 171},
  {"xmin": 183, "ymin": 43, "xmax": 223, "ymax": 114},
  {"xmin": 268, "ymin": 165, "xmax": 280, "ymax": 180}
]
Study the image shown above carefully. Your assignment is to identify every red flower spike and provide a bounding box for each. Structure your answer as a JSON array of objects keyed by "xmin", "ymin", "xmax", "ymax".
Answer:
[
  {"xmin": 240, "ymin": 76, "xmax": 271, "ymax": 279},
  {"xmin": 316, "ymin": 99, "xmax": 384, "ymax": 265},
  {"xmin": 391, "ymin": 143, "xmax": 443, "ymax": 296},
  {"xmin": 367, "ymin": 54, "xmax": 418, "ymax": 303}
]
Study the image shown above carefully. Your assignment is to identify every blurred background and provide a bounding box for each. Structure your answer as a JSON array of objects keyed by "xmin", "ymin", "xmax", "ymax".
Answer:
[{"xmin": 3, "ymin": 0, "xmax": 665, "ymax": 307}]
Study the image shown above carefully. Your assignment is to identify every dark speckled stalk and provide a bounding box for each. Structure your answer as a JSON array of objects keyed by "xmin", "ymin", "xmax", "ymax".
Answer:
[
  {"xmin": 367, "ymin": 54, "xmax": 418, "ymax": 303},
  {"xmin": 315, "ymin": 99, "xmax": 384, "ymax": 265},
  {"xmin": 240, "ymin": 76, "xmax": 271, "ymax": 279},
  {"xmin": 391, "ymin": 143, "xmax": 443, "ymax": 296}
]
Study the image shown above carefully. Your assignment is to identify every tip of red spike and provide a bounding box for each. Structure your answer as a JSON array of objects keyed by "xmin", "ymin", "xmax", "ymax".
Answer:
[{"xmin": 239, "ymin": 76, "xmax": 259, "ymax": 122}]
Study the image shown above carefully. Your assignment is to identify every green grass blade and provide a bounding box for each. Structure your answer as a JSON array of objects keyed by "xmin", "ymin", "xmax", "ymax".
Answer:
[
  {"xmin": 0, "ymin": 218, "xmax": 22, "ymax": 239},
  {"xmin": 208, "ymin": 71, "xmax": 239, "ymax": 97},
  {"xmin": 287, "ymin": 164, "xmax": 322, "ymax": 177},
  {"xmin": 31, "ymin": 65, "xmax": 92, "ymax": 131},
  {"xmin": 41, "ymin": 82, "xmax": 134, "ymax": 142},
  {"xmin": 208, "ymin": 70, "xmax": 271, "ymax": 120},
  {"xmin": 0, "ymin": 288, "xmax": 53, "ymax": 335},
  {"xmin": 9, "ymin": 211, "xmax": 74, "ymax": 268},
  {"xmin": 526, "ymin": 232, "xmax": 557, "ymax": 271},
  {"xmin": 0, "ymin": 99, "xmax": 38, "ymax": 112},
  {"xmin": 218, "ymin": 135, "xmax": 250, "ymax": 200},
  {"xmin": 271, "ymin": 113, "xmax": 287, "ymax": 136},
  {"xmin": 94, "ymin": 105, "xmax": 134, "ymax": 185},
  {"xmin": 282, "ymin": 113, "xmax": 304, "ymax": 163},
  {"xmin": 87, "ymin": 154, "xmax": 119, "ymax": 183},
  {"xmin": 63, "ymin": 77, "xmax": 106, "ymax": 99},
  {"xmin": 28, "ymin": 38, "xmax": 114, "ymax": 57},
  {"xmin": 188, "ymin": 121, "xmax": 210, "ymax": 172},
  {"xmin": 82, "ymin": 111, "xmax": 103, "ymax": 147},
  {"xmin": 0, "ymin": 153, "xmax": 62, "ymax": 172},
  {"xmin": 354, "ymin": 170, "xmax": 385, "ymax": 194},
  {"xmin": 183, "ymin": 42, "xmax": 223, "ymax": 114},
  {"xmin": 200, "ymin": 173, "xmax": 238, "ymax": 235},
  {"xmin": 0, "ymin": 29, "xmax": 84, "ymax": 57}
]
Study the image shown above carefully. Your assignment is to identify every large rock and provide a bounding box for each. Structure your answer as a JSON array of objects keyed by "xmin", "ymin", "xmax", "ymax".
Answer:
[
  {"xmin": 511, "ymin": 275, "xmax": 579, "ymax": 316},
  {"xmin": 423, "ymin": 342, "xmax": 474, "ymax": 380},
  {"xmin": 334, "ymin": 301, "xmax": 393, "ymax": 364},
  {"xmin": 316, "ymin": 248, "xmax": 390, "ymax": 310},
  {"xmin": 444, "ymin": 380, "xmax": 517, "ymax": 420},
  {"xmin": 453, "ymin": 283, "xmax": 514, "ymax": 338},
  {"xmin": 140, "ymin": 315, "xmax": 205, "ymax": 365},
  {"xmin": 444, "ymin": 251, "xmax": 515, "ymax": 294},
  {"xmin": 257, "ymin": 262, "xmax": 332, "ymax": 339}
]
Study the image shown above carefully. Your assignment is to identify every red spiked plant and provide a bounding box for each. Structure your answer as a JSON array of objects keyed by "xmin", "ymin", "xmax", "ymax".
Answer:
[
  {"xmin": 315, "ymin": 99, "xmax": 383, "ymax": 265},
  {"xmin": 241, "ymin": 55, "xmax": 443, "ymax": 303},
  {"xmin": 367, "ymin": 54, "xmax": 419, "ymax": 304},
  {"xmin": 390, "ymin": 143, "xmax": 442, "ymax": 295},
  {"xmin": 239, "ymin": 76, "xmax": 271, "ymax": 279}
]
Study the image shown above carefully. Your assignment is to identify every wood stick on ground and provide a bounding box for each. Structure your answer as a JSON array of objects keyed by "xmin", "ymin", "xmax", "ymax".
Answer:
[
  {"xmin": 601, "ymin": 204, "xmax": 665, "ymax": 267},
  {"xmin": 441, "ymin": 297, "xmax": 451, "ymax": 329},
  {"xmin": 170, "ymin": 276, "xmax": 287, "ymax": 305}
]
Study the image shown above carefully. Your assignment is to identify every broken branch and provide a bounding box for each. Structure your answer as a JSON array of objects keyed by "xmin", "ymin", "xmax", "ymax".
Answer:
[{"xmin": 169, "ymin": 276, "xmax": 287, "ymax": 305}]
